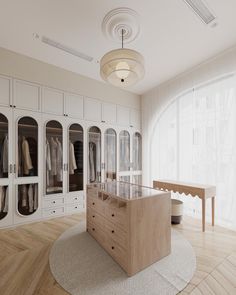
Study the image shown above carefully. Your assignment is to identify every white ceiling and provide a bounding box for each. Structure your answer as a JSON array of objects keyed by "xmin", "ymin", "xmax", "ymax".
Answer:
[{"xmin": 0, "ymin": 0, "xmax": 236, "ymax": 95}]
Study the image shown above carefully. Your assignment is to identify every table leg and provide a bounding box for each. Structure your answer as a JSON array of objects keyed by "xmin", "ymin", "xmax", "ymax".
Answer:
[
  {"xmin": 202, "ymin": 198, "xmax": 205, "ymax": 232},
  {"xmin": 212, "ymin": 197, "xmax": 215, "ymax": 226}
]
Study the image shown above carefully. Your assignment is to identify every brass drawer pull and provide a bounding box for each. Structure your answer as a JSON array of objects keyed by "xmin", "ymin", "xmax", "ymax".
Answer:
[
  {"xmin": 92, "ymin": 228, "xmax": 95, "ymax": 231},
  {"xmin": 111, "ymin": 230, "xmax": 114, "ymax": 233},
  {"xmin": 92, "ymin": 202, "xmax": 95, "ymax": 205},
  {"xmin": 92, "ymin": 215, "xmax": 95, "ymax": 218},
  {"xmin": 111, "ymin": 246, "xmax": 114, "ymax": 250},
  {"xmin": 111, "ymin": 214, "xmax": 115, "ymax": 217}
]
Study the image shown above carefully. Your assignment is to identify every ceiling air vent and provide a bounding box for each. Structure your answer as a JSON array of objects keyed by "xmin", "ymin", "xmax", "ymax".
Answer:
[
  {"xmin": 183, "ymin": 0, "xmax": 216, "ymax": 25},
  {"xmin": 41, "ymin": 36, "xmax": 93, "ymax": 62}
]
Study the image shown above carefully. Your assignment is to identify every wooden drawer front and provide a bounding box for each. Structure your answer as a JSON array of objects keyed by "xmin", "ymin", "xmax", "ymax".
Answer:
[
  {"xmin": 87, "ymin": 186, "xmax": 98, "ymax": 198},
  {"xmin": 105, "ymin": 238, "xmax": 127, "ymax": 270},
  {"xmin": 43, "ymin": 207, "xmax": 64, "ymax": 217},
  {"xmin": 87, "ymin": 197, "xmax": 105, "ymax": 215},
  {"xmin": 105, "ymin": 206, "xmax": 127, "ymax": 230},
  {"xmin": 87, "ymin": 221, "xmax": 106, "ymax": 245},
  {"xmin": 105, "ymin": 222, "xmax": 127, "ymax": 247},
  {"xmin": 43, "ymin": 198, "xmax": 64, "ymax": 208},
  {"xmin": 66, "ymin": 203, "xmax": 83, "ymax": 213},
  {"xmin": 66, "ymin": 195, "xmax": 83, "ymax": 204},
  {"xmin": 87, "ymin": 207, "xmax": 105, "ymax": 228}
]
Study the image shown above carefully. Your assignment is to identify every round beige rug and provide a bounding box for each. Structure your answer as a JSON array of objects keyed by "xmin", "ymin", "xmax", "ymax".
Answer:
[{"xmin": 49, "ymin": 222, "xmax": 196, "ymax": 295}]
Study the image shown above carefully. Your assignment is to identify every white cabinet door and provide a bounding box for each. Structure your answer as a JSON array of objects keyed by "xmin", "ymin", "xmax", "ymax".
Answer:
[
  {"xmin": 14, "ymin": 80, "xmax": 40, "ymax": 111},
  {"xmin": 102, "ymin": 102, "xmax": 117, "ymax": 124},
  {"xmin": 65, "ymin": 93, "xmax": 83, "ymax": 119},
  {"xmin": 84, "ymin": 97, "xmax": 101, "ymax": 122},
  {"xmin": 130, "ymin": 109, "xmax": 141, "ymax": 129},
  {"xmin": 42, "ymin": 87, "xmax": 64, "ymax": 116},
  {"xmin": 0, "ymin": 76, "xmax": 11, "ymax": 107},
  {"xmin": 117, "ymin": 106, "xmax": 130, "ymax": 126}
]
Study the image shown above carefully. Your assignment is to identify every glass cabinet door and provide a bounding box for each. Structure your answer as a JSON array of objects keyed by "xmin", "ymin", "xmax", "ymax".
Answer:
[
  {"xmin": 104, "ymin": 128, "xmax": 116, "ymax": 181},
  {"xmin": 68, "ymin": 124, "xmax": 83, "ymax": 192},
  {"xmin": 18, "ymin": 117, "xmax": 38, "ymax": 177},
  {"xmin": 88, "ymin": 126, "xmax": 101, "ymax": 183},
  {"xmin": 17, "ymin": 183, "xmax": 38, "ymax": 215},
  {"xmin": 0, "ymin": 114, "xmax": 8, "ymax": 178},
  {"xmin": 133, "ymin": 132, "xmax": 142, "ymax": 171},
  {"xmin": 119, "ymin": 130, "xmax": 130, "ymax": 172},
  {"xmin": 46, "ymin": 120, "xmax": 63, "ymax": 195},
  {"xmin": 0, "ymin": 186, "xmax": 8, "ymax": 220}
]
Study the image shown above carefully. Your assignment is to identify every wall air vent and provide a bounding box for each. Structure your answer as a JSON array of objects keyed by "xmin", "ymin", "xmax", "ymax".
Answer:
[
  {"xmin": 183, "ymin": 0, "xmax": 216, "ymax": 25},
  {"xmin": 41, "ymin": 36, "xmax": 93, "ymax": 62}
]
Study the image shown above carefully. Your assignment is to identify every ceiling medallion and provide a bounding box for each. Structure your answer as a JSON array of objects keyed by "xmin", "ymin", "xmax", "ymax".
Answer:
[{"xmin": 100, "ymin": 8, "xmax": 144, "ymax": 88}]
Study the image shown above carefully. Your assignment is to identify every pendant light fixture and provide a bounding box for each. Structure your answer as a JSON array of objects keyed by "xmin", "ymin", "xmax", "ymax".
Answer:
[{"xmin": 100, "ymin": 8, "xmax": 145, "ymax": 88}]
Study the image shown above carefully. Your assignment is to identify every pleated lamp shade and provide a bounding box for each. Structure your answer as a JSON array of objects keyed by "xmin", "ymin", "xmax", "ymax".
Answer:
[{"xmin": 100, "ymin": 48, "xmax": 145, "ymax": 87}]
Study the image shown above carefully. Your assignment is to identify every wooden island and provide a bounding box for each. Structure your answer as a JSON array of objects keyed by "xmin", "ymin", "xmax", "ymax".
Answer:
[{"xmin": 86, "ymin": 181, "xmax": 171, "ymax": 276}]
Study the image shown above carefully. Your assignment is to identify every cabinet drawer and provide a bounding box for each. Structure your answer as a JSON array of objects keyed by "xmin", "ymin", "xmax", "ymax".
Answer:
[
  {"xmin": 43, "ymin": 207, "xmax": 64, "ymax": 217},
  {"xmin": 66, "ymin": 203, "xmax": 83, "ymax": 213},
  {"xmin": 104, "ymin": 238, "xmax": 127, "ymax": 270},
  {"xmin": 66, "ymin": 195, "xmax": 83, "ymax": 204},
  {"xmin": 87, "ymin": 186, "xmax": 98, "ymax": 198},
  {"xmin": 43, "ymin": 198, "xmax": 64, "ymax": 208},
  {"xmin": 87, "ymin": 207, "xmax": 106, "ymax": 227},
  {"xmin": 105, "ymin": 206, "xmax": 127, "ymax": 230},
  {"xmin": 87, "ymin": 197, "xmax": 105, "ymax": 215},
  {"xmin": 87, "ymin": 221, "xmax": 106, "ymax": 245},
  {"xmin": 105, "ymin": 221, "xmax": 127, "ymax": 247}
]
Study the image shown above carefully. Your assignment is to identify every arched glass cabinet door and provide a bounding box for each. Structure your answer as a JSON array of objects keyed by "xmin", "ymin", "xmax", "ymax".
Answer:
[
  {"xmin": 17, "ymin": 183, "xmax": 38, "ymax": 216},
  {"xmin": 104, "ymin": 128, "xmax": 117, "ymax": 181},
  {"xmin": 119, "ymin": 130, "xmax": 130, "ymax": 172},
  {"xmin": 68, "ymin": 124, "xmax": 83, "ymax": 192},
  {"xmin": 88, "ymin": 126, "xmax": 101, "ymax": 183},
  {"xmin": 45, "ymin": 120, "xmax": 63, "ymax": 195},
  {"xmin": 133, "ymin": 132, "xmax": 142, "ymax": 171},
  {"xmin": 18, "ymin": 117, "xmax": 38, "ymax": 177}
]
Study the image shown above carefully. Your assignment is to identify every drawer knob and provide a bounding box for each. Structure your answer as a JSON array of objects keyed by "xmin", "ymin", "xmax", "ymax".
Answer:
[
  {"xmin": 75, "ymin": 197, "xmax": 78, "ymax": 200},
  {"xmin": 52, "ymin": 210, "xmax": 55, "ymax": 213},
  {"xmin": 111, "ymin": 214, "xmax": 115, "ymax": 217},
  {"xmin": 75, "ymin": 206, "xmax": 78, "ymax": 209},
  {"xmin": 52, "ymin": 201, "xmax": 56, "ymax": 204},
  {"xmin": 111, "ymin": 246, "xmax": 114, "ymax": 250},
  {"xmin": 111, "ymin": 230, "xmax": 114, "ymax": 233},
  {"xmin": 92, "ymin": 228, "xmax": 95, "ymax": 231},
  {"xmin": 92, "ymin": 215, "xmax": 95, "ymax": 218},
  {"xmin": 92, "ymin": 202, "xmax": 95, "ymax": 205}
]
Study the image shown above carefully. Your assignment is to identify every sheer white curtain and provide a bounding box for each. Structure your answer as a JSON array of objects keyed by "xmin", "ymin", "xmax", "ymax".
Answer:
[{"xmin": 151, "ymin": 74, "xmax": 236, "ymax": 230}]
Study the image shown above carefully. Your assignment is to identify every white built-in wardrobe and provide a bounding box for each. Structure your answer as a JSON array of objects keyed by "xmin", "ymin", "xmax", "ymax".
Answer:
[{"xmin": 0, "ymin": 74, "xmax": 142, "ymax": 228}]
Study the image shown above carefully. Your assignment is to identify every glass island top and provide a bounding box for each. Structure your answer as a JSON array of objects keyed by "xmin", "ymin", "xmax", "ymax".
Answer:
[{"xmin": 89, "ymin": 181, "xmax": 168, "ymax": 201}]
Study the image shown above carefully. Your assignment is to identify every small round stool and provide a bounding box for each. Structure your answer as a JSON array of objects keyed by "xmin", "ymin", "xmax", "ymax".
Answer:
[{"xmin": 171, "ymin": 199, "xmax": 183, "ymax": 224}]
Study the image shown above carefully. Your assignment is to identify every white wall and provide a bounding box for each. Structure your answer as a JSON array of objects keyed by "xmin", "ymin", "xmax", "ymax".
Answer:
[
  {"xmin": 141, "ymin": 45, "xmax": 236, "ymax": 186},
  {"xmin": 0, "ymin": 47, "xmax": 140, "ymax": 109}
]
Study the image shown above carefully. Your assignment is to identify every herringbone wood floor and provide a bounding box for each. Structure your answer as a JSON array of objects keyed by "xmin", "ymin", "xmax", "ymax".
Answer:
[{"xmin": 0, "ymin": 213, "xmax": 235, "ymax": 295}]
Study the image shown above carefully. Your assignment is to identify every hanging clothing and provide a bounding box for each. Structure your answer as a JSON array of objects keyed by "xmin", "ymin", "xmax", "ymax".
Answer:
[
  {"xmin": 46, "ymin": 140, "xmax": 51, "ymax": 185},
  {"xmin": 33, "ymin": 184, "xmax": 38, "ymax": 211},
  {"xmin": 56, "ymin": 138, "xmax": 63, "ymax": 182},
  {"xmin": 89, "ymin": 142, "xmax": 96, "ymax": 182},
  {"xmin": 22, "ymin": 137, "xmax": 33, "ymax": 175},
  {"xmin": 74, "ymin": 141, "xmax": 83, "ymax": 173},
  {"xmin": 3, "ymin": 186, "xmax": 8, "ymax": 213},
  {"xmin": 69, "ymin": 141, "xmax": 77, "ymax": 174},
  {"xmin": 28, "ymin": 184, "xmax": 34, "ymax": 213},
  {"xmin": 0, "ymin": 186, "xmax": 5, "ymax": 212},
  {"xmin": 50, "ymin": 137, "xmax": 57, "ymax": 176},
  {"xmin": 21, "ymin": 184, "xmax": 28, "ymax": 207},
  {"xmin": 1, "ymin": 136, "xmax": 8, "ymax": 174}
]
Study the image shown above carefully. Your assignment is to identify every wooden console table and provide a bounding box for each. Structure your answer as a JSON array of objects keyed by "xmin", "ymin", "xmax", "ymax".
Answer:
[{"xmin": 153, "ymin": 180, "xmax": 216, "ymax": 232}]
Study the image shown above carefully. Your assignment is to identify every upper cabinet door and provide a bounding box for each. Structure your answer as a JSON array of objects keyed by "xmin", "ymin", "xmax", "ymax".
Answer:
[
  {"xmin": 117, "ymin": 106, "xmax": 130, "ymax": 126},
  {"xmin": 0, "ymin": 76, "xmax": 11, "ymax": 107},
  {"xmin": 130, "ymin": 109, "xmax": 141, "ymax": 129},
  {"xmin": 65, "ymin": 93, "xmax": 83, "ymax": 119},
  {"xmin": 102, "ymin": 102, "xmax": 117, "ymax": 124},
  {"xmin": 84, "ymin": 97, "xmax": 101, "ymax": 122},
  {"xmin": 42, "ymin": 87, "xmax": 64, "ymax": 116},
  {"xmin": 14, "ymin": 80, "xmax": 40, "ymax": 112}
]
